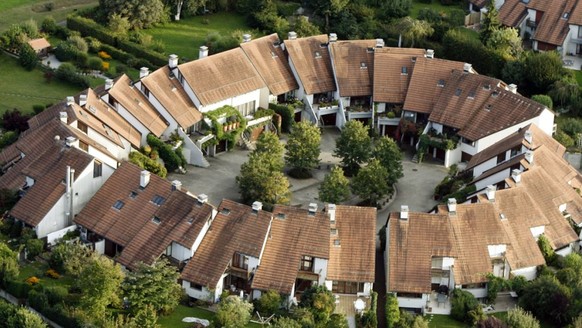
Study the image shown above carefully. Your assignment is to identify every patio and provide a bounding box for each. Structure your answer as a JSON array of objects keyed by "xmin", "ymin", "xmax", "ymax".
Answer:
[
  {"xmin": 562, "ymin": 54, "xmax": 582, "ymax": 70},
  {"xmin": 334, "ymin": 294, "xmax": 370, "ymax": 328},
  {"xmin": 425, "ymin": 291, "xmax": 451, "ymax": 315}
]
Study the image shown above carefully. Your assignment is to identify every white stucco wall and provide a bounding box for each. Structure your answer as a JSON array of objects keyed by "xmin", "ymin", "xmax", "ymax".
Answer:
[
  {"xmin": 86, "ymin": 127, "xmax": 131, "ymax": 162},
  {"xmin": 556, "ymin": 245, "xmax": 574, "ymax": 257},
  {"xmin": 314, "ymin": 258, "xmax": 328, "ymax": 285},
  {"xmin": 397, "ymin": 294, "xmax": 428, "ymax": 309},
  {"xmin": 95, "ymin": 239, "xmax": 105, "ymax": 255},
  {"xmin": 487, "ymin": 245, "xmax": 507, "ymax": 258},
  {"xmin": 463, "ymin": 287, "xmax": 487, "ymax": 299},
  {"xmin": 444, "ymin": 146, "xmax": 462, "ymax": 168},
  {"xmin": 288, "ymin": 56, "xmax": 306, "ymax": 100},
  {"xmin": 473, "ymin": 157, "xmax": 500, "ymax": 178},
  {"xmin": 171, "ymin": 242, "xmax": 192, "ymax": 262},
  {"xmin": 511, "ymin": 266, "xmax": 537, "ymax": 281},
  {"xmin": 183, "ymin": 280, "xmax": 214, "ymax": 302},
  {"xmin": 200, "ymin": 89, "xmax": 262, "ymax": 114},
  {"xmin": 475, "ymin": 169, "xmax": 514, "ymax": 191}
]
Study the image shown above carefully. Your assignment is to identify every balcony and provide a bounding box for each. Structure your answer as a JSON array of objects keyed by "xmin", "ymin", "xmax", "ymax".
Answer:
[{"xmin": 526, "ymin": 19, "xmax": 537, "ymax": 29}]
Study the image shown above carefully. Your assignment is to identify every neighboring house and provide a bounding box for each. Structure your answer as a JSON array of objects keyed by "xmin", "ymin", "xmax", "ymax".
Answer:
[
  {"xmin": 74, "ymin": 162, "xmax": 216, "ymax": 269},
  {"xmin": 285, "ymin": 33, "xmax": 338, "ymax": 127},
  {"xmin": 181, "ymin": 200, "xmax": 272, "ymax": 303},
  {"xmin": 27, "ymin": 38, "xmax": 51, "ymax": 57}
]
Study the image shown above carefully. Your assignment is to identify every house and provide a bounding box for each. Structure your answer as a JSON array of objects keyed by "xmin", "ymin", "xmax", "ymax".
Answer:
[
  {"xmin": 27, "ymin": 38, "xmax": 51, "ymax": 57},
  {"xmin": 285, "ymin": 34, "xmax": 338, "ymax": 126},
  {"xmin": 0, "ymin": 125, "xmax": 115, "ymax": 240},
  {"xmin": 74, "ymin": 162, "xmax": 215, "ymax": 269},
  {"xmin": 181, "ymin": 200, "xmax": 272, "ymax": 303}
]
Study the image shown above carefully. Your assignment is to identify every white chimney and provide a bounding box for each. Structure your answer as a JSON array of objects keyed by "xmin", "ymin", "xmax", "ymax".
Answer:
[
  {"xmin": 524, "ymin": 129, "xmax": 533, "ymax": 145},
  {"xmin": 512, "ymin": 169, "xmax": 522, "ymax": 184},
  {"xmin": 59, "ymin": 111, "xmax": 68, "ymax": 124},
  {"xmin": 486, "ymin": 185, "xmax": 496, "ymax": 202},
  {"xmin": 139, "ymin": 67, "xmax": 149, "ymax": 79},
  {"xmin": 197, "ymin": 193, "xmax": 208, "ymax": 204},
  {"xmin": 169, "ymin": 54, "xmax": 178, "ymax": 68},
  {"xmin": 400, "ymin": 205, "xmax": 409, "ymax": 220},
  {"xmin": 79, "ymin": 94, "xmax": 87, "ymax": 107},
  {"xmin": 328, "ymin": 204, "xmax": 336, "ymax": 222},
  {"xmin": 308, "ymin": 203, "xmax": 318, "ymax": 215},
  {"xmin": 463, "ymin": 63, "xmax": 472, "ymax": 73},
  {"xmin": 140, "ymin": 170, "xmax": 151, "ymax": 188},
  {"xmin": 329, "ymin": 33, "xmax": 338, "ymax": 42},
  {"xmin": 508, "ymin": 83, "xmax": 517, "ymax": 94},
  {"xmin": 171, "ymin": 180, "xmax": 182, "ymax": 191},
  {"xmin": 66, "ymin": 96, "xmax": 75, "ymax": 106},
  {"xmin": 375, "ymin": 38, "xmax": 384, "ymax": 48},
  {"xmin": 242, "ymin": 34, "xmax": 252, "ymax": 43},
  {"xmin": 199, "ymin": 46, "xmax": 208, "ymax": 59},
  {"xmin": 425, "ymin": 49, "xmax": 435, "ymax": 59},
  {"xmin": 65, "ymin": 136, "xmax": 78, "ymax": 148},
  {"xmin": 447, "ymin": 198, "xmax": 457, "ymax": 215},
  {"xmin": 105, "ymin": 79, "xmax": 113, "ymax": 90},
  {"xmin": 525, "ymin": 150, "xmax": 534, "ymax": 164},
  {"xmin": 252, "ymin": 201, "xmax": 263, "ymax": 213},
  {"xmin": 288, "ymin": 31, "xmax": 297, "ymax": 40}
]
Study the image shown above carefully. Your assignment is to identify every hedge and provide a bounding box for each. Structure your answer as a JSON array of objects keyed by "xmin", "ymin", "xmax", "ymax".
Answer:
[
  {"xmin": 268, "ymin": 103, "xmax": 294, "ymax": 133},
  {"xmin": 116, "ymin": 38, "xmax": 167, "ymax": 67},
  {"xmin": 129, "ymin": 151, "xmax": 167, "ymax": 178},
  {"xmin": 146, "ymin": 134, "xmax": 184, "ymax": 173},
  {"xmin": 67, "ymin": 16, "xmax": 116, "ymax": 46}
]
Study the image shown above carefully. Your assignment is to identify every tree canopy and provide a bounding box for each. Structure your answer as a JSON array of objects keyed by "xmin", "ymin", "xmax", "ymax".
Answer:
[
  {"xmin": 78, "ymin": 255, "xmax": 125, "ymax": 319},
  {"xmin": 480, "ymin": 0, "xmax": 500, "ymax": 44},
  {"xmin": 0, "ymin": 242, "xmax": 19, "ymax": 287},
  {"xmin": 334, "ymin": 120, "xmax": 371, "ymax": 176},
  {"xmin": 285, "ymin": 121, "xmax": 321, "ymax": 178},
  {"xmin": 319, "ymin": 166, "xmax": 350, "ymax": 204},
  {"xmin": 351, "ymin": 159, "xmax": 390, "ymax": 206},
  {"xmin": 373, "ymin": 137, "xmax": 403, "ymax": 187},
  {"xmin": 99, "ymin": 0, "xmax": 168, "ymax": 29},
  {"xmin": 215, "ymin": 295, "xmax": 253, "ymax": 328}
]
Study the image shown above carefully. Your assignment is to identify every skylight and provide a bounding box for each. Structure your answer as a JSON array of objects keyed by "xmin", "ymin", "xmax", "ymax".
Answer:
[
  {"xmin": 221, "ymin": 208, "xmax": 231, "ymax": 215},
  {"xmin": 112, "ymin": 200, "xmax": 124, "ymax": 210},
  {"xmin": 361, "ymin": 62, "xmax": 367, "ymax": 69},
  {"xmin": 129, "ymin": 191, "xmax": 138, "ymax": 199},
  {"xmin": 152, "ymin": 195, "xmax": 165, "ymax": 206},
  {"xmin": 454, "ymin": 88, "xmax": 462, "ymax": 96},
  {"xmin": 437, "ymin": 79, "xmax": 445, "ymax": 87},
  {"xmin": 152, "ymin": 216, "xmax": 161, "ymax": 224},
  {"xmin": 401, "ymin": 66, "xmax": 408, "ymax": 75},
  {"xmin": 276, "ymin": 213, "xmax": 286, "ymax": 220}
]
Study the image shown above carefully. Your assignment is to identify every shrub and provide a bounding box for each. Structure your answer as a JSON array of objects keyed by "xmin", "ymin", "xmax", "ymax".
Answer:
[
  {"xmin": 54, "ymin": 43, "xmax": 80, "ymax": 62},
  {"xmin": 98, "ymin": 51, "xmax": 112, "ymax": 60},
  {"xmin": 45, "ymin": 286, "xmax": 68, "ymax": 305},
  {"xmin": 0, "ymin": 131, "xmax": 19, "ymax": 149},
  {"xmin": 554, "ymin": 130, "xmax": 574, "ymax": 148},
  {"xmin": 46, "ymin": 269, "xmax": 61, "ymax": 279},
  {"xmin": 67, "ymin": 35, "xmax": 88, "ymax": 53},
  {"xmin": 28, "ymin": 289, "xmax": 49, "ymax": 311},
  {"xmin": 531, "ymin": 94, "xmax": 553, "ymax": 109},
  {"xmin": 255, "ymin": 290, "xmax": 281, "ymax": 316},
  {"xmin": 115, "ymin": 63, "xmax": 128, "ymax": 75},
  {"xmin": 55, "ymin": 63, "xmax": 90, "ymax": 88},
  {"xmin": 19, "ymin": 43, "xmax": 38, "ymax": 71},
  {"xmin": 268, "ymin": 103, "xmax": 294, "ymax": 133},
  {"xmin": 101, "ymin": 61, "xmax": 110, "ymax": 71},
  {"xmin": 67, "ymin": 15, "xmax": 116, "ymax": 46},
  {"xmin": 41, "ymin": 16, "xmax": 57, "ymax": 35},
  {"xmin": 2, "ymin": 108, "xmax": 30, "ymax": 132},
  {"xmin": 25, "ymin": 276, "xmax": 40, "ymax": 285},
  {"xmin": 87, "ymin": 57, "xmax": 103, "ymax": 71},
  {"xmin": 560, "ymin": 118, "xmax": 582, "ymax": 137},
  {"xmin": 26, "ymin": 238, "xmax": 44, "ymax": 260},
  {"xmin": 129, "ymin": 151, "xmax": 167, "ymax": 177},
  {"xmin": 146, "ymin": 134, "xmax": 184, "ymax": 172},
  {"xmin": 451, "ymin": 289, "xmax": 482, "ymax": 325}
]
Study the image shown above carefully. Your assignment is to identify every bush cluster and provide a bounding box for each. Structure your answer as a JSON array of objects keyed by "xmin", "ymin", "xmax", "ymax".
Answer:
[
  {"xmin": 54, "ymin": 63, "xmax": 90, "ymax": 88},
  {"xmin": 146, "ymin": 134, "xmax": 186, "ymax": 173},
  {"xmin": 268, "ymin": 103, "xmax": 294, "ymax": 133},
  {"xmin": 129, "ymin": 151, "xmax": 167, "ymax": 178}
]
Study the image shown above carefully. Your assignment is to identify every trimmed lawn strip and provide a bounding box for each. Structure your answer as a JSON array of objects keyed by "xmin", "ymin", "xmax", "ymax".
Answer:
[
  {"xmin": 426, "ymin": 314, "xmax": 466, "ymax": 328},
  {"xmin": 572, "ymin": 69, "xmax": 582, "ymax": 87},
  {"xmin": 17, "ymin": 260, "xmax": 75, "ymax": 289},
  {"xmin": 157, "ymin": 304, "xmax": 261, "ymax": 328},
  {"xmin": 411, "ymin": 0, "xmax": 464, "ymax": 18}
]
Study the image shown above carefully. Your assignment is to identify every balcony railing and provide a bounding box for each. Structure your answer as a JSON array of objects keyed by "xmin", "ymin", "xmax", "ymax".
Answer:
[{"xmin": 526, "ymin": 19, "xmax": 537, "ymax": 29}]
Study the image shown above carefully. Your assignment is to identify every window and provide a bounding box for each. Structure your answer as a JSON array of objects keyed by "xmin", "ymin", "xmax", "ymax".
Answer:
[
  {"xmin": 93, "ymin": 161, "xmax": 102, "ymax": 178},
  {"xmin": 332, "ymin": 281, "xmax": 364, "ymax": 294},
  {"xmin": 112, "ymin": 200, "xmax": 124, "ymax": 210},
  {"xmin": 190, "ymin": 282, "xmax": 203, "ymax": 291},
  {"xmin": 232, "ymin": 252, "xmax": 248, "ymax": 270},
  {"xmin": 437, "ymin": 79, "xmax": 445, "ymax": 87},
  {"xmin": 330, "ymin": 228, "xmax": 337, "ymax": 235},
  {"xmin": 152, "ymin": 216, "xmax": 161, "ymax": 224},
  {"xmin": 141, "ymin": 85, "xmax": 150, "ymax": 97},
  {"xmin": 79, "ymin": 141, "xmax": 89, "ymax": 152},
  {"xmin": 129, "ymin": 191, "xmax": 138, "ymax": 199},
  {"xmin": 77, "ymin": 121, "xmax": 88, "ymax": 134},
  {"xmin": 496, "ymin": 152, "xmax": 507, "ymax": 164},
  {"xmin": 221, "ymin": 208, "xmax": 231, "ymax": 215},
  {"xmin": 401, "ymin": 66, "xmax": 407, "ymax": 75},
  {"xmin": 236, "ymin": 101, "xmax": 256, "ymax": 117},
  {"xmin": 300, "ymin": 255, "xmax": 314, "ymax": 272},
  {"xmin": 152, "ymin": 195, "xmax": 165, "ymax": 206},
  {"xmin": 454, "ymin": 88, "xmax": 462, "ymax": 96},
  {"xmin": 510, "ymin": 145, "xmax": 521, "ymax": 157},
  {"xmin": 276, "ymin": 213, "xmax": 286, "ymax": 220}
]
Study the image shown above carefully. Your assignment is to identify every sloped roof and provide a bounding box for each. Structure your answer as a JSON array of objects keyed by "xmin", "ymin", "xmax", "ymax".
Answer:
[
  {"xmin": 181, "ymin": 200, "xmax": 272, "ymax": 288},
  {"xmin": 528, "ymin": 0, "xmax": 578, "ymax": 46},
  {"xmin": 285, "ymin": 35, "xmax": 336, "ymax": 95},
  {"xmin": 499, "ymin": 0, "xmax": 528, "ymax": 27},
  {"xmin": 373, "ymin": 48, "xmax": 425, "ymax": 103},
  {"xmin": 141, "ymin": 66, "xmax": 202, "ymax": 129},
  {"xmin": 329, "ymin": 40, "xmax": 376, "ymax": 97},
  {"xmin": 107, "ymin": 75, "xmax": 168, "ymax": 137},
  {"xmin": 27, "ymin": 38, "xmax": 50, "ymax": 51},
  {"xmin": 240, "ymin": 33, "xmax": 299, "ymax": 96},
  {"xmin": 252, "ymin": 205, "xmax": 329, "ymax": 294},
  {"xmin": 178, "ymin": 48, "xmax": 266, "ymax": 107}
]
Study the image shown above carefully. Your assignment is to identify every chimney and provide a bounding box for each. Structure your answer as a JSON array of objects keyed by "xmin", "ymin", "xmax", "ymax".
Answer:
[
  {"xmin": 59, "ymin": 111, "xmax": 68, "ymax": 124},
  {"xmin": 199, "ymin": 46, "xmax": 208, "ymax": 59},
  {"xmin": 308, "ymin": 203, "xmax": 318, "ymax": 215},
  {"xmin": 375, "ymin": 38, "xmax": 385, "ymax": 48},
  {"xmin": 512, "ymin": 169, "xmax": 521, "ymax": 184},
  {"xmin": 79, "ymin": 94, "xmax": 87, "ymax": 107},
  {"xmin": 400, "ymin": 205, "xmax": 409, "ymax": 220},
  {"xmin": 288, "ymin": 31, "xmax": 297, "ymax": 40},
  {"xmin": 329, "ymin": 33, "xmax": 338, "ymax": 42},
  {"xmin": 197, "ymin": 193, "xmax": 208, "ymax": 205},
  {"xmin": 242, "ymin": 34, "xmax": 252, "ymax": 43},
  {"xmin": 486, "ymin": 185, "xmax": 496, "ymax": 202},
  {"xmin": 447, "ymin": 198, "xmax": 457, "ymax": 215},
  {"xmin": 171, "ymin": 180, "xmax": 182, "ymax": 191},
  {"xmin": 65, "ymin": 136, "xmax": 78, "ymax": 148},
  {"xmin": 425, "ymin": 49, "xmax": 435, "ymax": 59},
  {"xmin": 140, "ymin": 170, "xmax": 151, "ymax": 188},
  {"xmin": 252, "ymin": 201, "xmax": 263, "ymax": 213},
  {"xmin": 328, "ymin": 204, "xmax": 336, "ymax": 222},
  {"xmin": 139, "ymin": 67, "xmax": 149, "ymax": 79},
  {"xmin": 524, "ymin": 129, "xmax": 533, "ymax": 145},
  {"xmin": 104, "ymin": 79, "xmax": 113, "ymax": 90},
  {"xmin": 169, "ymin": 54, "xmax": 178, "ymax": 68},
  {"xmin": 525, "ymin": 150, "xmax": 534, "ymax": 164},
  {"xmin": 463, "ymin": 63, "xmax": 472, "ymax": 73},
  {"xmin": 66, "ymin": 96, "xmax": 75, "ymax": 106},
  {"xmin": 508, "ymin": 83, "xmax": 517, "ymax": 94}
]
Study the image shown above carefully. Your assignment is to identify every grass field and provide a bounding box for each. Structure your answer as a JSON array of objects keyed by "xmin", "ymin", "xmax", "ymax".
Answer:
[
  {"xmin": 157, "ymin": 304, "xmax": 261, "ymax": 328},
  {"xmin": 411, "ymin": 0, "xmax": 465, "ymax": 18},
  {"xmin": 0, "ymin": 0, "xmax": 98, "ymax": 32},
  {"xmin": 143, "ymin": 12, "xmax": 254, "ymax": 60}
]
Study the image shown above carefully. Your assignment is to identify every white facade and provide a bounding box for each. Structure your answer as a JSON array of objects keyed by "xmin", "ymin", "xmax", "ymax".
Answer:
[
  {"xmin": 397, "ymin": 294, "xmax": 429, "ymax": 310},
  {"xmin": 511, "ymin": 266, "xmax": 537, "ymax": 281}
]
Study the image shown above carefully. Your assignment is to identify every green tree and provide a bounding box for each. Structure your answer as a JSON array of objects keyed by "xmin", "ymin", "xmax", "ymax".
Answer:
[
  {"xmin": 215, "ymin": 295, "xmax": 253, "ymax": 328},
  {"xmin": 334, "ymin": 120, "xmax": 371, "ymax": 175},
  {"xmin": 480, "ymin": 0, "xmax": 500, "ymax": 44},
  {"xmin": 237, "ymin": 153, "xmax": 291, "ymax": 206},
  {"xmin": 373, "ymin": 137, "xmax": 403, "ymax": 187},
  {"xmin": 108, "ymin": 13, "xmax": 131, "ymax": 38},
  {"xmin": 285, "ymin": 121, "xmax": 321, "ymax": 178},
  {"xmin": 255, "ymin": 289, "xmax": 281, "ymax": 316},
  {"xmin": 519, "ymin": 275, "xmax": 571, "ymax": 324},
  {"xmin": 7, "ymin": 306, "xmax": 47, "ymax": 328},
  {"xmin": 49, "ymin": 241, "xmax": 94, "ymax": 277},
  {"xmin": 88, "ymin": 57, "xmax": 104, "ymax": 71},
  {"xmin": 273, "ymin": 317, "xmax": 301, "ymax": 328},
  {"xmin": 385, "ymin": 293, "xmax": 400, "ymax": 328},
  {"xmin": 133, "ymin": 305, "xmax": 160, "ymax": 328},
  {"xmin": 380, "ymin": 0, "xmax": 412, "ymax": 19},
  {"xmin": 310, "ymin": 0, "xmax": 349, "ymax": 30},
  {"xmin": 255, "ymin": 132, "xmax": 284, "ymax": 172},
  {"xmin": 411, "ymin": 315, "xmax": 429, "ymax": 328},
  {"xmin": 0, "ymin": 242, "xmax": 19, "ymax": 287},
  {"xmin": 451, "ymin": 289, "xmax": 481, "ymax": 325},
  {"xmin": 531, "ymin": 95, "xmax": 553, "ymax": 109},
  {"xmin": 525, "ymin": 51, "xmax": 565, "ymax": 94},
  {"xmin": 351, "ymin": 159, "xmax": 390, "ymax": 206},
  {"xmin": 294, "ymin": 16, "xmax": 321, "ymax": 37},
  {"xmin": 292, "ymin": 307, "xmax": 315, "ymax": 327},
  {"xmin": 78, "ymin": 255, "xmax": 125, "ymax": 319},
  {"xmin": 300, "ymin": 285, "xmax": 335, "ymax": 324},
  {"xmin": 537, "ymin": 234, "xmax": 557, "ymax": 264},
  {"xmin": 67, "ymin": 35, "xmax": 88, "ymax": 53},
  {"xmin": 18, "ymin": 43, "xmax": 37, "ymax": 71},
  {"xmin": 164, "ymin": 0, "xmax": 205, "ymax": 20},
  {"xmin": 506, "ymin": 307, "xmax": 540, "ymax": 328},
  {"xmin": 99, "ymin": 0, "xmax": 167, "ymax": 29},
  {"xmin": 549, "ymin": 76, "xmax": 580, "ymax": 109},
  {"xmin": 487, "ymin": 27, "xmax": 523, "ymax": 60},
  {"xmin": 394, "ymin": 17, "xmax": 434, "ymax": 48},
  {"xmin": 122, "ymin": 259, "xmax": 182, "ymax": 315},
  {"xmin": 327, "ymin": 313, "xmax": 349, "ymax": 328},
  {"xmin": 319, "ymin": 166, "xmax": 350, "ymax": 204}
]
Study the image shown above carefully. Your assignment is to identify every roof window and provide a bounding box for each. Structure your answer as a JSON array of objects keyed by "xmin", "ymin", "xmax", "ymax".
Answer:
[
  {"xmin": 112, "ymin": 200, "xmax": 124, "ymax": 210},
  {"xmin": 437, "ymin": 79, "xmax": 445, "ymax": 87},
  {"xmin": 276, "ymin": 213, "xmax": 286, "ymax": 220},
  {"xmin": 152, "ymin": 216, "xmax": 161, "ymax": 224},
  {"xmin": 334, "ymin": 239, "xmax": 341, "ymax": 247},
  {"xmin": 563, "ymin": 12, "xmax": 570, "ymax": 19},
  {"xmin": 401, "ymin": 67, "xmax": 408, "ymax": 75},
  {"xmin": 151, "ymin": 195, "xmax": 165, "ymax": 206},
  {"xmin": 221, "ymin": 208, "xmax": 231, "ymax": 215},
  {"xmin": 454, "ymin": 88, "xmax": 462, "ymax": 96},
  {"xmin": 360, "ymin": 62, "xmax": 367, "ymax": 69},
  {"xmin": 129, "ymin": 191, "xmax": 138, "ymax": 199}
]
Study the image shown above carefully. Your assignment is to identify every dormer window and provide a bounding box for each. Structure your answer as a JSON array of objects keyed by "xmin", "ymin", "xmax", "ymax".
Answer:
[
  {"xmin": 112, "ymin": 200, "xmax": 124, "ymax": 210},
  {"xmin": 300, "ymin": 255, "xmax": 314, "ymax": 272},
  {"xmin": 221, "ymin": 208, "xmax": 231, "ymax": 215},
  {"xmin": 401, "ymin": 67, "xmax": 408, "ymax": 75},
  {"xmin": 151, "ymin": 195, "xmax": 165, "ymax": 206}
]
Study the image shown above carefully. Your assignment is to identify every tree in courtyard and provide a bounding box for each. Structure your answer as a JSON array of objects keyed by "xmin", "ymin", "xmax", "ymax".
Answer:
[
  {"xmin": 285, "ymin": 121, "xmax": 321, "ymax": 179},
  {"xmin": 505, "ymin": 307, "xmax": 540, "ymax": 328},
  {"xmin": 255, "ymin": 289, "xmax": 281, "ymax": 316},
  {"xmin": 78, "ymin": 255, "xmax": 125, "ymax": 319},
  {"xmin": 122, "ymin": 259, "xmax": 182, "ymax": 315},
  {"xmin": 519, "ymin": 275, "xmax": 571, "ymax": 325},
  {"xmin": 319, "ymin": 166, "xmax": 350, "ymax": 204},
  {"xmin": 19, "ymin": 43, "xmax": 37, "ymax": 71},
  {"xmin": 255, "ymin": 132, "xmax": 285, "ymax": 171},
  {"xmin": 373, "ymin": 137, "xmax": 403, "ymax": 187},
  {"xmin": 385, "ymin": 293, "xmax": 400, "ymax": 328},
  {"xmin": 351, "ymin": 159, "xmax": 390, "ymax": 206},
  {"xmin": 480, "ymin": 0, "xmax": 501, "ymax": 44},
  {"xmin": 334, "ymin": 120, "xmax": 371, "ymax": 176},
  {"xmin": 215, "ymin": 295, "xmax": 253, "ymax": 328},
  {"xmin": 300, "ymin": 285, "xmax": 335, "ymax": 324},
  {"xmin": 393, "ymin": 17, "xmax": 434, "ymax": 48},
  {"xmin": 486, "ymin": 27, "xmax": 523, "ymax": 61},
  {"xmin": 237, "ymin": 153, "xmax": 290, "ymax": 206},
  {"xmin": 524, "ymin": 51, "xmax": 565, "ymax": 94},
  {"xmin": 0, "ymin": 242, "xmax": 19, "ymax": 287}
]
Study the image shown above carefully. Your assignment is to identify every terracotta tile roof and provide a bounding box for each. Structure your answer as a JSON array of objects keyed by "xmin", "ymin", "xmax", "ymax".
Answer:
[
  {"xmin": 181, "ymin": 200, "xmax": 272, "ymax": 288},
  {"xmin": 329, "ymin": 40, "xmax": 376, "ymax": 97},
  {"xmin": 240, "ymin": 33, "xmax": 299, "ymax": 96},
  {"xmin": 10, "ymin": 143, "xmax": 93, "ymax": 227},
  {"xmin": 107, "ymin": 75, "xmax": 168, "ymax": 136},
  {"xmin": 569, "ymin": 0, "xmax": 582, "ymax": 24},
  {"xmin": 326, "ymin": 205, "xmax": 376, "ymax": 283},
  {"xmin": 499, "ymin": 0, "xmax": 528, "ymax": 27},
  {"xmin": 285, "ymin": 35, "xmax": 337, "ymax": 95},
  {"xmin": 387, "ymin": 212, "xmax": 455, "ymax": 294},
  {"xmin": 141, "ymin": 66, "xmax": 202, "ymax": 129},
  {"xmin": 471, "ymin": 155, "xmax": 526, "ymax": 185},
  {"xmin": 373, "ymin": 48, "xmax": 425, "ymax": 103},
  {"xmin": 528, "ymin": 0, "xmax": 577, "ymax": 46},
  {"xmin": 251, "ymin": 205, "xmax": 329, "ymax": 294},
  {"xmin": 27, "ymin": 38, "xmax": 50, "ymax": 51},
  {"xmin": 403, "ymin": 57, "xmax": 465, "ymax": 114},
  {"xmin": 429, "ymin": 70, "xmax": 546, "ymax": 141},
  {"xmin": 177, "ymin": 48, "xmax": 266, "ymax": 107}
]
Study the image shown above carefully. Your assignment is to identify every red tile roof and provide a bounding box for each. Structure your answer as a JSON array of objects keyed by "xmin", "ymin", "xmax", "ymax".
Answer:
[{"xmin": 285, "ymin": 35, "xmax": 337, "ymax": 95}]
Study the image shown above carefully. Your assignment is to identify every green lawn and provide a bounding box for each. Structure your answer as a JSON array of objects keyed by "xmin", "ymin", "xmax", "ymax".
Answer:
[
  {"xmin": 18, "ymin": 260, "xmax": 75, "ymax": 289},
  {"xmin": 426, "ymin": 314, "xmax": 466, "ymax": 328},
  {"xmin": 0, "ymin": 52, "xmax": 85, "ymax": 114},
  {"xmin": 143, "ymin": 12, "xmax": 254, "ymax": 60},
  {"xmin": 157, "ymin": 304, "xmax": 261, "ymax": 328},
  {"xmin": 411, "ymin": 0, "xmax": 465, "ymax": 18},
  {"xmin": 571, "ymin": 69, "xmax": 582, "ymax": 87},
  {"xmin": 0, "ymin": 0, "xmax": 98, "ymax": 32}
]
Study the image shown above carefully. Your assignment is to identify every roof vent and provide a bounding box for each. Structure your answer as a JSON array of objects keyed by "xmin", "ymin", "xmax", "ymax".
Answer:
[
  {"xmin": 525, "ymin": 150, "xmax": 534, "ymax": 165},
  {"xmin": 197, "ymin": 193, "xmax": 208, "ymax": 205},
  {"xmin": 463, "ymin": 63, "xmax": 472, "ymax": 73},
  {"xmin": 171, "ymin": 180, "xmax": 182, "ymax": 191},
  {"xmin": 486, "ymin": 185, "xmax": 496, "ymax": 202},
  {"xmin": 511, "ymin": 169, "xmax": 522, "ymax": 184},
  {"xmin": 242, "ymin": 34, "xmax": 252, "ymax": 43},
  {"xmin": 524, "ymin": 129, "xmax": 533, "ymax": 144},
  {"xmin": 169, "ymin": 54, "xmax": 178, "ymax": 68},
  {"xmin": 400, "ymin": 205, "xmax": 409, "ymax": 220},
  {"xmin": 199, "ymin": 46, "xmax": 208, "ymax": 59},
  {"xmin": 79, "ymin": 94, "xmax": 87, "ymax": 107},
  {"xmin": 447, "ymin": 198, "xmax": 457, "ymax": 215},
  {"xmin": 105, "ymin": 79, "xmax": 114, "ymax": 90},
  {"xmin": 140, "ymin": 170, "xmax": 151, "ymax": 189},
  {"xmin": 507, "ymin": 83, "xmax": 517, "ymax": 94},
  {"xmin": 252, "ymin": 201, "xmax": 263, "ymax": 213},
  {"xmin": 328, "ymin": 204, "xmax": 336, "ymax": 222},
  {"xmin": 425, "ymin": 49, "xmax": 435, "ymax": 59},
  {"xmin": 288, "ymin": 31, "xmax": 297, "ymax": 40},
  {"xmin": 375, "ymin": 38, "xmax": 384, "ymax": 48},
  {"xmin": 66, "ymin": 96, "xmax": 75, "ymax": 106},
  {"xmin": 139, "ymin": 67, "xmax": 149, "ymax": 79},
  {"xmin": 329, "ymin": 33, "xmax": 338, "ymax": 42},
  {"xmin": 65, "ymin": 136, "xmax": 77, "ymax": 148},
  {"xmin": 308, "ymin": 203, "xmax": 318, "ymax": 216}
]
